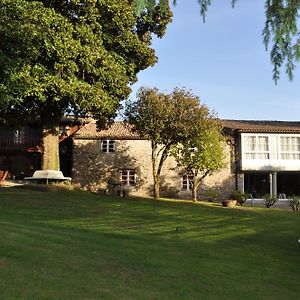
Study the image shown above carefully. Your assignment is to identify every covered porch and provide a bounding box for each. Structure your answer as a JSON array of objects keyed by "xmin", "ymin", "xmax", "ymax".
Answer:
[{"xmin": 237, "ymin": 171, "xmax": 300, "ymax": 198}]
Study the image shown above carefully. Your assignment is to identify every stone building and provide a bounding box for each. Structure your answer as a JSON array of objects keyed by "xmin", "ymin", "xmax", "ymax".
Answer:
[
  {"xmin": 72, "ymin": 121, "xmax": 233, "ymax": 198},
  {"xmin": 72, "ymin": 119, "xmax": 300, "ymax": 199},
  {"xmin": 3, "ymin": 118, "xmax": 300, "ymax": 199}
]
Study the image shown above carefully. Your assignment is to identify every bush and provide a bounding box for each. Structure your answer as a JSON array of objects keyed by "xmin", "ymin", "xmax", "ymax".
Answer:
[
  {"xmin": 231, "ymin": 191, "xmax": 250, "ymax": 205},
  {"xmin": 263, "ymin": 194, "xmax": 277, "ymax": 208},
  {"xmin": 206, "ymin": 187, "xmax": 220, "ymax": 202},
  {"xmin": 289, "ymin": 197, "xmax": 300, "ymax": 212}
]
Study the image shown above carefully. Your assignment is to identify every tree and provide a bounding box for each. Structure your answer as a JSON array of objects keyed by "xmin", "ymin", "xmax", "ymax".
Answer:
[
  {"xmin": 125, "ymin": 87, "xmax": 215, "ymax": 200},
  {"xmin": 0, "ymin": 0, "xmax": 172, "ymax": 170},
  {"xmin": 135, "ymin": 0, "xmax": 300, "ymax": 82},
  {"xmin": 172, "ymin": 122, "xmax": 225, "ymax": 202}
]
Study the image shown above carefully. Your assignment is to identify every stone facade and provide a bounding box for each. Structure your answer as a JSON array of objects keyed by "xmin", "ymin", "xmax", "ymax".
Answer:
[
  {"xmin": 72, "ymin": 138, "xmax": 178, "ymax": 197},
  {"xmin": 72, "ymin": 122, "xmax": 234, "ymax": 199}
]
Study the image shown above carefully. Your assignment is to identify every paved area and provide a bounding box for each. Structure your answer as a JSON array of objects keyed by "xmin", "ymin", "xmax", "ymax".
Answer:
[
  {"xmin": 0, "ymin": 180, "xmax": 26, "ymax": 187},
  {"xmin": 245, "ymin": 198, "xmax": 290, "ymax": 208}
]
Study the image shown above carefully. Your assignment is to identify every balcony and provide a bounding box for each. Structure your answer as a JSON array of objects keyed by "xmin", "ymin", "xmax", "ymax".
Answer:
[{"xmin": 0, "ymin": 135, "xmax": 42, "ymax": 152}]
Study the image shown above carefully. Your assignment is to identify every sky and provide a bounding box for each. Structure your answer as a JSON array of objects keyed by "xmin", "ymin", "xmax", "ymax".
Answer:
[{"xmin": 129, "ymin": 0, "xmax": 300, "ymax": 121}]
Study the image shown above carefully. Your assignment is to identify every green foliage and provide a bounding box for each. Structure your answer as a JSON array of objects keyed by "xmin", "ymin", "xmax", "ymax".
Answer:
[
  {"xmin": 231, "ymin": 190, "xmax": 250, "ymax": 205},
  {"xmin": 125, "ymin": 87, "xmax": 213, "ymax": 199},
  {"xmin": 263, "ymin": 193, "xmax": 278, "ymax": 208},
  {"xmin": 263, "ymin": 0, "xmax": 300, "ymax": 82},
  {"xmin": 0, "ymin": 0, "xmax": 172, "ymax": 128},
  {"xmin": 135, "ymin": 0, "xmax": 174, "ymax": 16},
  {"xmin": 126, "ymin": 87, "xmax": 210, "ymax": 144},
  {"xmin": 205, "ymin": 186, "xmax": 220, "ymax": 201},
  {"xmin": 172, "ymin": 119, "xmax": 225, "ymax": 201},
  {"xmin": 136, "ymin": 0, "xmax": 300, "ymax": 82},
  {"xmin": 289, "ymin": 196, "xmax": 300, "ymax": 212}
]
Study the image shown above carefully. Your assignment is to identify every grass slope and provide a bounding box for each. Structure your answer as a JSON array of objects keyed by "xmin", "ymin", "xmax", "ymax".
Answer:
[{"xmin": 0, "ymin": 188, "xmax": 299, "ymax": 299}]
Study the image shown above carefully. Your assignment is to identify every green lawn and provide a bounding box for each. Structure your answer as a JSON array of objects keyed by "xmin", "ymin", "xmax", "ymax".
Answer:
[{"xmin": 0, "ymin": 187, "xmax": 299, "ymax": 299}]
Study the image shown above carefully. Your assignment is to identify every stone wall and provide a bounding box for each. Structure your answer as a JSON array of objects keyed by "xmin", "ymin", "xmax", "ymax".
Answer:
[
  {"xmin": 198, "ymin": 143, "xmax": 236, "ymax": 199},
  {"xmin": 72, "ymin": 138, "xmax": 235, "ymax": 199}
]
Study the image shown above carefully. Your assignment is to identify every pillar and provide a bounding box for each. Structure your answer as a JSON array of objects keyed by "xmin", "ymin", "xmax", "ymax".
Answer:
[
  {"xmin": 237, "ymin": 173, "xmax": 244, "ymax": 192},
  {"xmin": 270, "ymin": 171, "xmax": 277, "ymax": 197}
]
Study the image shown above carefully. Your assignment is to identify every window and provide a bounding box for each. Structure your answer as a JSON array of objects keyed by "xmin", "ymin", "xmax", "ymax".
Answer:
[
  {"xmin": 244, "ymin": 135, "xmax": 269, "ymax": 159},
  {"xmin": 101, "ymin": 140, "xmax": 115, "ymax": 153},
  {"xmin": 120, "ymin": 170, "xmax": 136, "ymax": 186},
  {"xmin": 14, "ymin": 129, "xmax": 25, "ymax": 144},
  {"xmin": 280, "ymin": 136, "xmax": 300, "ymax": 160},
  {"xmin": 181, "ymin": 174, "xmax": 194, "ymax": 191}
]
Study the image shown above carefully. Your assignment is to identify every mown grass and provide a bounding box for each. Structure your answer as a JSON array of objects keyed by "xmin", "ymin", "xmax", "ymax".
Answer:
[{"xmin": 0, "ymin": 187, "xmax": 299, "ymax": 299}]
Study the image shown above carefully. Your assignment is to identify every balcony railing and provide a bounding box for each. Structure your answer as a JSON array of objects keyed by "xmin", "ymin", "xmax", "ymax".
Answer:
[{"xmin": 0, "ymin": 136, "xmax": 41, "ymax": 151}]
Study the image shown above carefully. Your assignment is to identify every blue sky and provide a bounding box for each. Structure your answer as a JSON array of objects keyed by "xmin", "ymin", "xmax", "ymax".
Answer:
[{"xmin": 129, "ymin": 0, "xmax": 300, "ymax": 121}]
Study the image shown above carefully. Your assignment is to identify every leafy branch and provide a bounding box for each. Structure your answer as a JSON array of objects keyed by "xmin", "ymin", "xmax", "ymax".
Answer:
[{"xmin": 135, "ymin": 0, "xmax": 300, "ymax": 82}]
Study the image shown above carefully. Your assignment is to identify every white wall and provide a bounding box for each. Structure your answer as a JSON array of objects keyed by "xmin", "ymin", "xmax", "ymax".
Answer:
[{"xmin": 241, "ymin": 133, "xmax": 300, "ymax": 171}]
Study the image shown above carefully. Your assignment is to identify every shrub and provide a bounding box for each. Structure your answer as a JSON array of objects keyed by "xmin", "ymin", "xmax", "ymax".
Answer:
[
  {"xmin": 231, "ymin": 191, "xmax": 250, "ymax": 205},
  {"xmin": 263, "ymin": 194, "xmax": 277, "ymax": 208},
  {"xmin": 289, "ymin": 197, "xmax": 300, "ymax": 212},
  {"xmin": 206, "ymin": 187, "xmax": 220, "ymax": 202}
]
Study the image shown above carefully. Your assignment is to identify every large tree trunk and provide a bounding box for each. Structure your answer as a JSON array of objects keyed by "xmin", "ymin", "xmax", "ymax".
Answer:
[{"xmin": 41, "ymin": 128, "xmax": 60, "ymax": 171}]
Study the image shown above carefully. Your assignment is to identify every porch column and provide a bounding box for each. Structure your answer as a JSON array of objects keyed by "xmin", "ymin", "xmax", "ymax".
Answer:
[
  {"xmin": 237, "ymin": 173, "xmax": 244, "ymax": 192},
  {"xmin": 270, "ymin": 171, "xmax": 277, "ymax": 197}
]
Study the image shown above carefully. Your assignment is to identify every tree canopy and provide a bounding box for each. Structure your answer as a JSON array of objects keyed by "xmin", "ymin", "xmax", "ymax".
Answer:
[
  {"xmin": 125, "ymin": 86, "xmax": 216, "ymax": 199},
  {"xmin": 135, "ymin": 0, "xmax": 300, "ymax": 82},
  {"xmin": 0, "ymin": 0, "xmax": 172, "ymax": 128},
  {"xmin": 172, "ymin": 123, "xmax": 225, "ymax": 202}
]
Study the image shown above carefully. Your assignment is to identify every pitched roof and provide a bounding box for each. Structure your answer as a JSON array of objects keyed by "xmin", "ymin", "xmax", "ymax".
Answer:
[
  {"xmin": 221, "ymin": 119, "xmax": 300, "ymax": 134},
  {"xmin": 74, "ymin": 121, "xmax": 141, "ymax": 139},
  {"xmin": 75, "ymin": 119, "xmax": 300, "ymax": 139}
]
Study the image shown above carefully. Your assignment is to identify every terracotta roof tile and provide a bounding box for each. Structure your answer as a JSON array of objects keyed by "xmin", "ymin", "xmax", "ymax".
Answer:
[
  {"xmin": 221, "ymin": 119, "xmax": 300, "ymax": 133},
  {"xmin": 75, "ymin": 119, "xmax": 300, "ymax": 139},
  {"xmin": 75, "ymin": 121, "xmax": 141, "ymax": 139}
]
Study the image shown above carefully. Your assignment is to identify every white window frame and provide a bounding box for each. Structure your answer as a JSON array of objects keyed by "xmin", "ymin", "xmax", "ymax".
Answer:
[
  {"xmin": 279, "ymin": 136, "xmax": 300, "ymax": 160},
  {"xmin": 119, "ymin": 169, "xmax": 137, "ymax": 186},
  {"xmin": 243, "ymin": 135, "xmax": 270, "ymax": 160},
  {"xmin": 101, "ymin": 140, "xmax": 115, "ymax": 153},
  {"xmin": 241, "ymin": 133, "xmax": 300, "ymax": 171},
  {"xmin": 181, "ymin": 174, "xmax": 194, "ymax": 191}
]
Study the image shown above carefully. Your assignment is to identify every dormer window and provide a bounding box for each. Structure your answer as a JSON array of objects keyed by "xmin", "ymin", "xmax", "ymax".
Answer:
[{"xmin": 101, "ymin": 140, "xmax": 115, "ymax": 153}]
